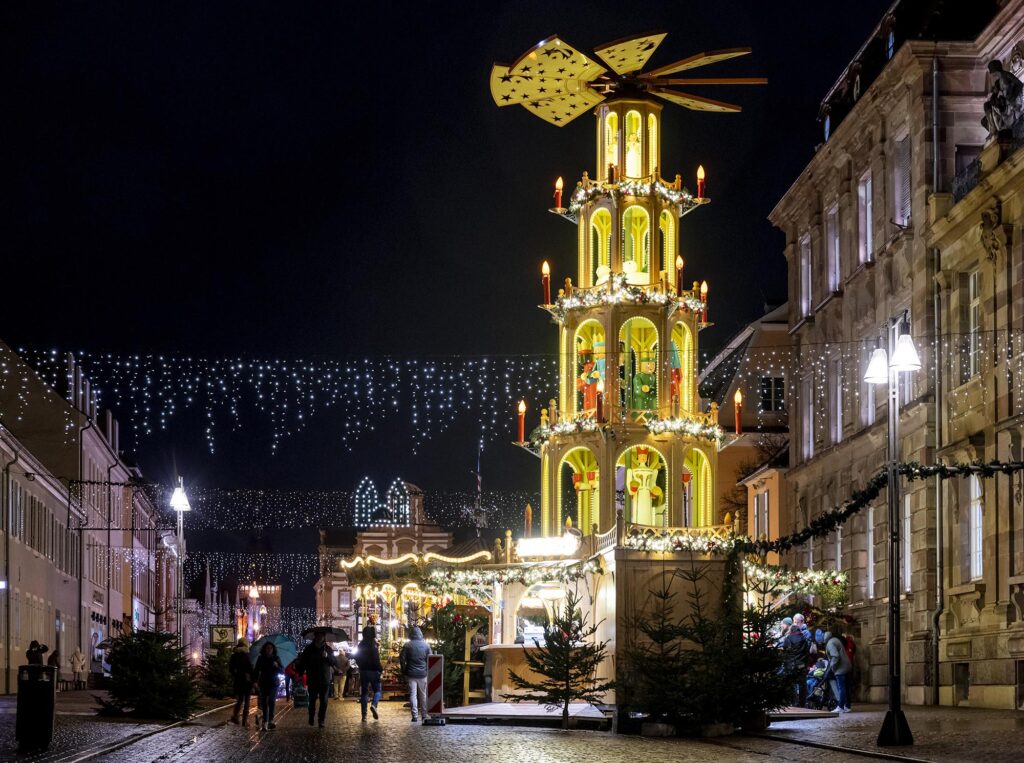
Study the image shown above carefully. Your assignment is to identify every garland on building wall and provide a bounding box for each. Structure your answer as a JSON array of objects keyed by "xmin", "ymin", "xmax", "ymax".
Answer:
[
  {"xmin": 741, "ymin": 560, "xmax": 847, "ymax": 594},
  {"xmin": 625, "ymin": 460, "xmax": 1024, "ymax": 558}
]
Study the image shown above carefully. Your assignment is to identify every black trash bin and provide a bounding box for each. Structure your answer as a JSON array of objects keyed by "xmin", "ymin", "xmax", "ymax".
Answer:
[{"xmin": 16, "ymin": 665, "xmax": 56, "ymax": 751}]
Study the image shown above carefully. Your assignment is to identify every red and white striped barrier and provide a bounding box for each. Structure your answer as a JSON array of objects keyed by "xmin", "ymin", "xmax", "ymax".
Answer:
[{"xmin": 426, "ymin": 654, "xmax": 444, "ymax": 717}]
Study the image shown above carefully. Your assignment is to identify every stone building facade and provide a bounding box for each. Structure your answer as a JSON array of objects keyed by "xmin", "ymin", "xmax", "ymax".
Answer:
[
  {"xmin": 770, "ymin": 0, "xmax": 1011, "ymax": 706},
  {"xmin": 928, "ymin": 14, "xmax": 1024, "ymax": 705}
]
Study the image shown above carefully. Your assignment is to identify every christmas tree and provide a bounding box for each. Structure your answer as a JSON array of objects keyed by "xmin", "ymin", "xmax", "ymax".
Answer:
[{"xmin": 504, "ymin": 588, "xmax": 613, "ymax": 729}]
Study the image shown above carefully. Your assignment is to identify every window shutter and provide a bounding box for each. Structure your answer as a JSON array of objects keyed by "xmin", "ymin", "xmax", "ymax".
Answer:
[
  {"xmin": 895, "ymin": 136, "xmax": 912, "ymax": 226},
  {"xmin": 957, "ymin": 478, "xmax": 971, "ymax": 584}
]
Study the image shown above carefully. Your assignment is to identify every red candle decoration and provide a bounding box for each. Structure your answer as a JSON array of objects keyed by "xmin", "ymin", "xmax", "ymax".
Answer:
[
  {"xmin": 596, "ymin": 381, "xmax": 604, "ymax": 422},
  {"xmin": 517, "ymin": 399, "xmax": 526, "ymax": 443},
  {"xmin": 554, "ymin": 176, "xmax": 564, "ymax": 210},
  {"xmin": 700, "ymin": 280, "xmax": 708, "ymax": 322},
  {"xmin": 696, "ymin": 165, "xmax": 706, "ymax": 199},
  {"xmin": 675, "ymin": 255, "xmax": 684, "ymax": 294},
  {"xmin": 542, "ymin": 261, "xmax": 551, "ymax": 304},
  {"xmin": 734, "ymin": 388, "xmax": 743, "ymax": 435}
]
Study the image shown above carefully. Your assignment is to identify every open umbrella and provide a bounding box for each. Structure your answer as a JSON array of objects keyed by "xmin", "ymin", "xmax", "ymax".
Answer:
[
  {"xmin": 249, "ymin": 634, "xmax": 298, "ymax": 667},
  {"xmin": 301, "ymin": 626, "xmax": 349, "ymax": 643}
]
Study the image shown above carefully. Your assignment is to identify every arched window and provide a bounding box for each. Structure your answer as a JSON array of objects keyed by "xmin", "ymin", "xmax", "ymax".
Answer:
[
  {"xmin": 604, "ymin": 112, "xmax": 619, "ymax": 174},
  {"xmin": 560, "ymin": 447, "xmax": 600, "ymax": 533},
  {"xmin": 625, "ymin": 110, "xmax": 643, "ymax": 178},
  {"xmin": 671, "ymin": 322, "xmax": 694, "ymax": 414},
  {"xmin": 574, "ymin": 320, "xmax": 605, "ymax": 416},
  {"xmin": 621, "ymin": 206, "xmax": 650, "ymax": 283},
  {"xmin": 647, "ymin": 114, "xmax": 658, "ymax": 176},
  {"xmin": 589, "ymin": 209, "xmax": 612, "ymax": 284},
  {"xmin": 660, "ymin": 210, "xmax": 675, "ymax": 278},
  {"xmin": 616, "ymin": 445, "xmax": 668, "ymax": 526},
  {"xmin": 685, "ymin": 449, "xmax": 714, "ymax": 526},
  {"xmin": 619, "ymin": 316, "xmax": 658, "ymax": 416}
]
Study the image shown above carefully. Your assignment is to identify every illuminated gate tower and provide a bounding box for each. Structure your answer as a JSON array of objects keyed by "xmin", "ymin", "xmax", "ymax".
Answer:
[{"xmin": 491, "ymin": 32, "xmax": 765, "ymax": 538}]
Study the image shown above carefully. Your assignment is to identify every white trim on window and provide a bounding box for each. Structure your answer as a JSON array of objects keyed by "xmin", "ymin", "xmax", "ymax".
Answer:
[
  {"xmin": 970, "ymin": 476, "xmax": 983, "ymax": 580},
  {"xmin": 800, "ymin": 235, "xmax": 812, "ymax": 316},
  {"xmin": 867, "ymin": 506, "xmax": 876, "ymax": 599},
  {"xmin": 857, "ymin": 172, "xmax": 874, "ymax": 263}
]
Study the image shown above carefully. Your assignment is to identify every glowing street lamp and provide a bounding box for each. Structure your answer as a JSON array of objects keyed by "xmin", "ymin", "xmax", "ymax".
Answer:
[
  {"xmin": 863, "ymin": 314, "xmax": 919, "ymax": 748},
  {"xmin": 169, "ymin": 477, "xmax": 190, "ymax": 648},
  {"xmin": 733, "ymin": 388, "xmax": 743, "ymax": 435}
]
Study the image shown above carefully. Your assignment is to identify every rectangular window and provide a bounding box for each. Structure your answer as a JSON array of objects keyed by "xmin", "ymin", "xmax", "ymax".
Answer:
[
  {"xmin": 762, "ymin": 490, "xmax": 770, "ymax": 539},
  {"xmin": 968, "ymin": 270, "xmax": 981, "ymax": 380},
  {"xmin": 862, "ymin": 348, "xmax": 876, "ymax": 426},
  {"xmin": 338, "ymin": 590, "xmax": 351, "ymax": 610},
  {"xmin": 836, "ymin": 525, "xmax": 843, "ymax": 569},
  {"xmin": 826, "ymin": 204, "xmax": 841, "ymax": 291},
  {"xmin": 831, "ymin": 358, "xmax": 843, "ymax": 444},
  {"xmin": 753, "ymin": 493, "xmax": 761, "ymax": 538},
  {"xmin": 801, "ymin": 376, "xmax": 814, "ymax": 460},
  {"xmin": 970, "ymin": 476, "xmax": 983, "ymax": 580},
  {"xmin": 759, "ymin": 376, "xmax": 785, "ymax": 412},
  {"xmin": 858, "ymin": 172, "xmax": 874, "ymax": 263},
  {"xmin": 893, "ymin": 134, "xmax": 912, "ymax": 227},
  {"xmin": 903, "ymin": 494, "xmax": 912, "ymax": 593},
  {"xmin": 867, "ymin": 506, "xmax": 876, "ymax": 599},
  {"xmin": 800, "ymin": 235, "xmax": 812, "ymax": 316},
  {"xmin": 808, "ymin": 536, "xmax": 815, "ymax": 570}
]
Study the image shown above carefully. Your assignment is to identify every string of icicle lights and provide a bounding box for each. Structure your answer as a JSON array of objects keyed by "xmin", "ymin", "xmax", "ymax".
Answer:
[{"xmin": 12, "ymin": 329, "xmax": 1024, "ymax": 453}]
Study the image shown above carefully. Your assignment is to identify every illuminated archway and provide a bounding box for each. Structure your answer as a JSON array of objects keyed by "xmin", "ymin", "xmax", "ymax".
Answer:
[
  {"xmin": 604, "ymin": 112, "xmax": 619, "ymax": 173},
  {"xmin": 615, "ymin": 444, "xmax": 668, "ymax": 526},
  {"xmin": 514, "ymin": 583, "xmax": 566, "ymax": 644},
  {"xmin": 621, "ymin": 206, "xmax": 650, "ymax": 284},
  {"xmin": 624, "ymin": 110, "xmax": 643, "ymax": 177},
  {"xmin": 558, "ymin": 446, "xmax": 600, "ymax": 533},
  {"xmin": 684, "ymin": 448, "xmax": 714, "ymax": 527},
  {"xmin": 589, "ymin": 208, "xmax": 612, "ymax": 284},
  {"xmin": 574, "ymin": 320, "xmax": 605, "ymax": 416},
  {"xmin": 660, "ymin": 210, "xmax": 676, "ymax": 282},
  {"xmin": 619, "ymin": 316, "xmax": 658, "ymax": 418},
  {"xmin": 671, "ymin": 322, "xmax": 695, "ymax": 414},
  {"xmin": 647, "ymin": 114, "xmax": 658, "ymax": 175}
]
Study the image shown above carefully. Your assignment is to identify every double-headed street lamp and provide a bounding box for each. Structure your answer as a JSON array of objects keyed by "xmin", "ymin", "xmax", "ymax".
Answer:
[
  {"xmin": 169, "ymin": 478, "xmax": 191, "ymax": 647},
  {"xmin": 864, "ymin": 313, "xmax": 920, "ymax": 747}
]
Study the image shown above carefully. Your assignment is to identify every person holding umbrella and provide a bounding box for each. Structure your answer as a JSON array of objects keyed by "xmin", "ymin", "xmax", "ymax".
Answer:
[
  {"xmin": 298, "ymin": 627, "xmax": 342, "ymax": 728},
  {"xmin": 253, "ymin": 641, "xmax": 283, "ymax": 730}
]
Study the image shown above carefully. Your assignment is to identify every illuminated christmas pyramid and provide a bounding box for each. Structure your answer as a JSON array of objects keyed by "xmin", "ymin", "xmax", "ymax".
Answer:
[{"xmin": 493, "ymin": 32, "xmax": 766, "ymax": 538}]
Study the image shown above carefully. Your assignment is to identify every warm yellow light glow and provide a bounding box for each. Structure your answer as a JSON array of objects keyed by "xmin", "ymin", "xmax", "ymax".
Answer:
[
  {"xmin": 697, "ymin": 165, "xmax": 706, "ymax": 180},
  {"xmin": 517, "ymin": 532, "xmax": 580, "ymax": 558},
  {"xmin": 518, "ymin": 400, "xmax": 526, "ymax": 414},
  {"xmin": 340, "ymin": 552, "xmax": 420, "ymax": 569},
  {"xmin": 700, "ymin": 280, "xmax": 708, "ymax": 297},
  {"xmin": 248, "ymin": 582, "xmax": 260, "ymax": 599},
  {"xmin": 734, "ymin": 388, "xmax": 743, "ymax": 406},
  {"xmin": 422, "ymin": 550, "xmax": 493, "ymax": 565},
  {"xmin": 537, "ymin": 586, "xmax": 566, "ymax": 601},
  {"xmin": 675, "ymin": 255, "xmax": 684, "ymax": 271},
  {"xmin": 555, "ymin": 176, "xmax": 563, "ymax": 191},
  {"xmin": 596, "ymin": 380, "xmax": 605, "ymax": 393},
  {"xmin": 542, "ymin": 261, "xmax": 550, "ymax": 276}
]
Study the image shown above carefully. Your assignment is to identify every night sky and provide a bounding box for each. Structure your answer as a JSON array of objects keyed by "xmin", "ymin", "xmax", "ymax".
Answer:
[{"xmin": 7, "ymin": 1, "xmax": 892, "ymax": 601}]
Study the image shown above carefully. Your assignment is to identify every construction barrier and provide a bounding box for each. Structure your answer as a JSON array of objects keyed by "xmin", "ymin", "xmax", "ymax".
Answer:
[{"xmin": 426, "ymin": 654, "xmax": 444, "ymax": 717}]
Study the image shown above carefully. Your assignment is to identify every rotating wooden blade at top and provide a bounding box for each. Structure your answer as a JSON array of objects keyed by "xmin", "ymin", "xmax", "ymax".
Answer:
[
  {"xmin": 651, "ymin": 88, "xmax": 742, "ymax": 113},
  {"xmin": 642, "ymin": 47, "xmax": 752, "ymax": 78},
  {"xmin": 592, "ymin": 32, "xmax": 666, "ymax": 75},
  {"xmin": 490, "ymin": 63, "xmax": 604, "ymax": 125},
  {"xmin": 507, "ymin": 36, "xmax": 606, "ymax": 83}
]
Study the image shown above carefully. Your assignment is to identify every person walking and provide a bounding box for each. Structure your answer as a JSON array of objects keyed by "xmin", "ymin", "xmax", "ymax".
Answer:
[
  {"xmin": 400, "ymin": 626, "xmax": 432, "ymax": 722},
  {"xmin": 26, "ymin": 640, "xmax": 49, "ymax": 665},
  {"xmin": 228, "ymin": 638, "xmax": 254, "ymax": 726},
  {"xmin": 355, "ymin": 626, "xmax": 383, "ymax": 722},
  {"xmin": 782, "ymin": 625, "xmax": 810, "ymax": 708},
  {"xmin": 253, "ymin": 641, "xmax": 283, "ymax": 730},
  {"xmin": 70, "ymin": 647, "xmax": 87, "ymax": 689},
  {"xmin": 825, "ymin": 629, "xmax": 853, "ymax": 713},
  {"xmin": 299, "ymin": 633, "xmax": 338, "ymax": 728}
]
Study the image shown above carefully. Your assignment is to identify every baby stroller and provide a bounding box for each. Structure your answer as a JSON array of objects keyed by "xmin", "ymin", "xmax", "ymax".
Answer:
[{"xmin": 805, "ymin": 659, "xmax": 838, "ymax": 711}]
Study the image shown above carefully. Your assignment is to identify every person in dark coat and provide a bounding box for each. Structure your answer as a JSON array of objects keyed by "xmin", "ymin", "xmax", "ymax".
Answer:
[
  {"xmin": 782, "ymin": 625, "xmax": 811, "ymax": 707},
  {"xmin": 400, "ymin": 626, "xmax": 433, "ymax": 722},
  {"xmin": 298, "ymin": 633, "xmax": 338, "ymax": 728},
  {"xmin": 355, "ymin": 626, "xmax": 383, "ymax": 722},
  {"xmin": 253, "ymin": 641, "xmax": 283, "ymax": 730},
  {"xmin": 228, "ymin": 638, "xmax": 254, "ymax": 725},
  {"xmin": 26, "ymin": 640, "xmax": 49, "ymax": 665}
]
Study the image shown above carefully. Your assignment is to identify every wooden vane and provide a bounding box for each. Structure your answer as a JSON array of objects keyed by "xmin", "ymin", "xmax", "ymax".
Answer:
[{"xmin": 490, "ymin": 32, "xmax": 765, "ymax": 126}]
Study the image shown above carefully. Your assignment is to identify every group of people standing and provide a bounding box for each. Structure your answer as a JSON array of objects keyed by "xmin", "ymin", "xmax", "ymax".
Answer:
[
  {"xmin": 226, "ymin": 624, "xmax": 435, "ymax": 729},
  {"xmin": 25, "ymin": 640, "xmax": 89, "ymax": 689},
  {"xmin": 779, "ymin": 613, "xmax": 854, "ymax": 713}
]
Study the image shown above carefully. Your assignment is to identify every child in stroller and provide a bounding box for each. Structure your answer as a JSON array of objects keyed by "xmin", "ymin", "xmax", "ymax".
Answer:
[{"xmin": 805, "ymin": 658, "xmax": 838, "ymax": 711}]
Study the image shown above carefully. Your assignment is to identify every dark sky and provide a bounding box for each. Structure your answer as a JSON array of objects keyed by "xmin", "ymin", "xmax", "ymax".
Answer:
[{"xmin": 7, "ymin": 2, "xmax": 892, "ymax": 599}]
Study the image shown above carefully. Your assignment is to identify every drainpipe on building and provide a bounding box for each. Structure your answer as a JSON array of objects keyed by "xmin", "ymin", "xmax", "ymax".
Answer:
[
  {"xmin": 78, "ymin": 414, "xmax": 93, "ymax": 668},
  {"xmin": 107, "ymin": 461, "xmax": 116, "ymax": 639},
  {"xmin": 929, "ymin": 53, "xmax": 945, "ymax": 707},
  {"xmin": 3, "ymin": 446, "xmax": 21, "ymax": 695}
]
